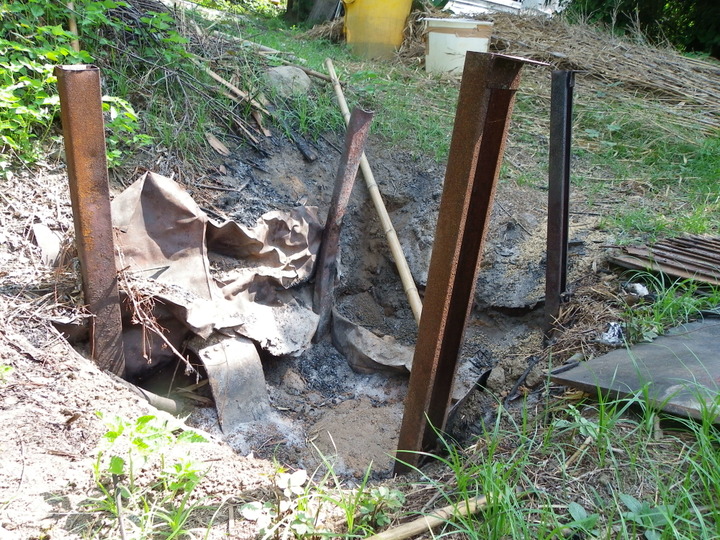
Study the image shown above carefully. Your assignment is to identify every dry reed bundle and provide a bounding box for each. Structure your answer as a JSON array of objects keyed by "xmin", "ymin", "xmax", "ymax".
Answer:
[{"xmin": 488, "ymin": 13, "xmax": 720, "ymax": 130}]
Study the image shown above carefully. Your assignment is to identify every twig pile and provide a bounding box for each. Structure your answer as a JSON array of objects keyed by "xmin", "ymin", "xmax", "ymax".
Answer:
[
  {"xmin": 487, "ymin": 13, "xmax": 720, "ymax": 131},
  {"xmin": 395, "ymin": 10, "xmax": 720, "ymax": 131}
]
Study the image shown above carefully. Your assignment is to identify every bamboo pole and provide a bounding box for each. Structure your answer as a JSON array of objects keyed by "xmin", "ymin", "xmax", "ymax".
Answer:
[
  {"xmin": 67, "ymin": 2, "xmax": 80, "ymax": 52},
  {"xmin": 325, "ymin": 58, "xmax": 423, "ymax": 325},
  {"xmin": 366, "ymin": 495, "xmax": 488, "ymax": 540}
]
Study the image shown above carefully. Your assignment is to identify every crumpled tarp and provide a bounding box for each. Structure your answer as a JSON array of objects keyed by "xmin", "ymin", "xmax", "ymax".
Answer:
[{"xmin": 112, "ymin": 172, "xmax": 322, "ymax": 359}]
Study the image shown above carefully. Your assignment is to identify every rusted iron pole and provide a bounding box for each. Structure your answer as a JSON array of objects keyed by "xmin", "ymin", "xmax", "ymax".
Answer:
[
  {"xmin": 325, "ymin": 58, "xmax": 424, "ymax": 325},
  {"xmin": 544, "ymin": 70, "xmax": 576, "ymax": 340},
  {"xmin": 314, "ymin": 107, "xmax": 374, "ymax": 341},
  {"xmin": 395, "ymin": 53, "xmax": 539, "ymax": 474},
  {"xmin": 55, "ymin": 65, "xmax": 126, "ymax": 376}
]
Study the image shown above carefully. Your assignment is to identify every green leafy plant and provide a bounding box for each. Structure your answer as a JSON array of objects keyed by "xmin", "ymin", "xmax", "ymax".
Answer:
[
  {"xmin": 241, "ymin": 453, "xmax": 407, "ymax": 539},
  {"xmin": 564, "ymin": 501, "xmax": 600, "ymax": 537},
  {"xmin": 0, "ymin": 362, "xmax": 13, "ymax": 384},
  {"xmin": 618, "ymin": 492, "xmax": 674, "ymax": 540},
  {"xmin": 87, "ymin": 413, "xmax": 209, "ymax": 539},
  {"xmin": 0, "ymin": 0, "xmax": 152, "ymax": 175},
  {"xmin": 102, "ymin": 95, "xmax": 152, "ymax": 167},
  {"xmin": 622, "ymin": 272, "xmax": 720, "ymax": 342},
  {"xmin": 357, "ymin": 486, "xmax": 405, "ymax": 530},
  {"xmin": 241, "ymin": 466, "xmax": 318, "ymax": 538}
]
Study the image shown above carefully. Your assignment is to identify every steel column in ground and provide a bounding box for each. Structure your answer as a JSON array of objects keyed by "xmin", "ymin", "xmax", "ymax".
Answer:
[
  {"xmin": 394, "ymin": 53, "xmax": 530, "ymax": 474},
  {"xmin": 313, "ymin": 107, "xmax": 374, "ymax": 341},
  {"xmin": 55, "ymin": 65, "xmax": 126, "ymax": 377},
  {"xmin": 544, "ymin": 70, "xmax": 575, "ymax": 339}
]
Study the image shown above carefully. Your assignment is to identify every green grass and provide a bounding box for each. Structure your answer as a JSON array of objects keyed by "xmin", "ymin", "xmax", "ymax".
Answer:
[
  {"xmin": 82, "ymin": 413, "xmax": 212, "ymax": 539},
  {"xmin": 393, "ymin": 391, "xmax": 720, "ymax": 539},
  {"xmin": 621, "ymin": 272, "xmax": 720, "ymax": 342}
]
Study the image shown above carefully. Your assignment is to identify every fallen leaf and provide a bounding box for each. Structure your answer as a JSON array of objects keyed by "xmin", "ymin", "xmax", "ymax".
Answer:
[{"xmin": 205, "ymin": 132, "xmax": 231, "ymax": 156}]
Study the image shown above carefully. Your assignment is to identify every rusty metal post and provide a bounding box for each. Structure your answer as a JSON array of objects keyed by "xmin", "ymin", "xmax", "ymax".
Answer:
[
  {"xmin": 544, "ymin": 70, "xmax": 576, "ymax": 340},
  {"xmin": 395, "ymin": 53, "xmax": 537, "ymax": 474},
  {"xmin": 55, "ymin": 65, "xmax": 126, "ymax": 376},
  {"xmin": 314, "ymin": 107, "xmax": 374, "ymax": 341}
]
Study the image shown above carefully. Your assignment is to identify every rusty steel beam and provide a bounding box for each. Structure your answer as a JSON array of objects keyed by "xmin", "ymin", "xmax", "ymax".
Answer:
[
  {"xmin": 395, "ymin": 53, "xmax": 538, "ymax": 474},
  {"xmin": 313, "ymin": 107, "xmax": 374, "ymax": 341},
  {"xmin": 544, "ymin": 70, "xmax": 576, "ymax": 340},
  {"xmin": 55, "ymin": 65, "xmax": 126, "ymax": 376}
]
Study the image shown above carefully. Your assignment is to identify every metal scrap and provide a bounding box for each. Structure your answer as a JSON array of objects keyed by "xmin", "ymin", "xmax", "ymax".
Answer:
[
  {"xmin": 55, "ymin": 64, "xmax": 125, "ymax": 377},
  {"xmin": 611, "ymin": 235, "xmax": 720, "ymax": 285}
]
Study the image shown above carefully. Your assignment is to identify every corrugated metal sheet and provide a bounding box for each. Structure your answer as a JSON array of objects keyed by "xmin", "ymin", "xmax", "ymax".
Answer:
[{"xmin": 610, "ymin": 235, "xmax": 720, "ymax": 285}]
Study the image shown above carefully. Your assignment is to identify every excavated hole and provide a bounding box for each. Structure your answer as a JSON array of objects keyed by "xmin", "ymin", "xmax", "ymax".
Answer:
[{"xmin": 122, "ymin": 132, "xmax": 603, "ymax": 478}]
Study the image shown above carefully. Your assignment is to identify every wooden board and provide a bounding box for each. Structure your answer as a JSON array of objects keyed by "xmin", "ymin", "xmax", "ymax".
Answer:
[{"xmin": 551, "ymin": 320, "xmax": 720, "ymax": 423}]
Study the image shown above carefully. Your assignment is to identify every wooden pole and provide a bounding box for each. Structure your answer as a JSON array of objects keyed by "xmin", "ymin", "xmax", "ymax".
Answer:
[{"xmin": 325, "ymin": 58, "xmax": 423, "ymax": 325}]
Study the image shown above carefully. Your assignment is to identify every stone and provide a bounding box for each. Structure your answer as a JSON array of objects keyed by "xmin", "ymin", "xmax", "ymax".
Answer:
[
  {"xmin": 486, "ymin": 366, "xmax": 506, "ymax": 392},
  {"xmin": 266, "ymin": 66, "xmax": 312, "ymax": 98}
]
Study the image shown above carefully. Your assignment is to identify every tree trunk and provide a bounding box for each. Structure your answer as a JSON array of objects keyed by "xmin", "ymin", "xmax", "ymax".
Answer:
[{"xmin": 307, "ymin": 0, "xmax": 339, "ymax": 23}]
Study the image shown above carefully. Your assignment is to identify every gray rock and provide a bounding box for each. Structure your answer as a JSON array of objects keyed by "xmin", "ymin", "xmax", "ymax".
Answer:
[
  {"xmin": 486, "ymin": 366, "xmax": 506, "ymax": 392},
  {"xmin": 266, "ymin": 66, "xmax": 312, "ymax": 98}
]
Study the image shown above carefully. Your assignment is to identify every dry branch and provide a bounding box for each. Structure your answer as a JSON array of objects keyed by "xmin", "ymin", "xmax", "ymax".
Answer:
[
  {"xmin": 367, "ymin": 495, "xmax": 488, "ymax": 540},
  {"xmin": 190, "ymin": 56, "xmax": 269, "ymax": 114},
  {"xmin": 211, "ymin": 31, "xmax": 333, "ymax": 82}
]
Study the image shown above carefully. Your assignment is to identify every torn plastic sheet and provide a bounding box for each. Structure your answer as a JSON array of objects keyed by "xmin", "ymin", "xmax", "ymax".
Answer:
[{"xmin": 112, "ymin": 172, "xmax": 321, "ymax": 358}]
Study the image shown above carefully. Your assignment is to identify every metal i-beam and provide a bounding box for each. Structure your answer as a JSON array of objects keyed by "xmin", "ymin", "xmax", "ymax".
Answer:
[
  {"xmin": 544, "ymin": 70, "xmax": 576, "ymax": 340},
  {"xmin": 395, "ymin": 53, "xmax": 540, "ymax": 474},
  {"xmin": 55, "ymin": 65, "xmax": 126, "ymax": 376}
]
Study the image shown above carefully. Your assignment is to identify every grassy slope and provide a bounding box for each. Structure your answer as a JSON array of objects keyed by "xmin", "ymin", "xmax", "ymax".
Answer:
[{"xmin": 230, "ymin": 12, "xmax": 720, "ymax": 245}]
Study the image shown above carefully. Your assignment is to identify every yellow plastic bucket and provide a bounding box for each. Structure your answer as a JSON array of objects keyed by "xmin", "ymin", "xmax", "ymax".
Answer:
[{"xmin": 343, "ymin": 0, "xmax": 413, "ymax": 59}]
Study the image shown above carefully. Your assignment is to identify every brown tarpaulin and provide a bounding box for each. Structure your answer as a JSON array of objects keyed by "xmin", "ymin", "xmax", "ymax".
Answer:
[{"xmin": 112, "ymin": 172, "xmax": 322, "ymax": 360}]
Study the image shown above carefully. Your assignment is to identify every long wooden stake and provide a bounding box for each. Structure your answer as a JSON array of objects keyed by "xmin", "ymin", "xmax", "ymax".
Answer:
[
  {"xmin": 366, "ymin": 495, "xmax": 488, "ymax": 540},
  {"xmin": 325, "ymin": 58, "xmax": 423, "ymax": 325}
]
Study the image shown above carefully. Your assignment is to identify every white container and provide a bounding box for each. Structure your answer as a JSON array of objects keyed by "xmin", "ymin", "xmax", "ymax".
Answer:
[{"xmin": 424, "ymin": 18, "xmax": 493, "ymax": 75}]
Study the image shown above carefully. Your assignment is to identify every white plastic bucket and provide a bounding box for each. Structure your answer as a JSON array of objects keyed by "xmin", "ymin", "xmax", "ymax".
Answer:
[{"xmin": 424, "ymin": 18, "xmax": 493, "ymax": 74}]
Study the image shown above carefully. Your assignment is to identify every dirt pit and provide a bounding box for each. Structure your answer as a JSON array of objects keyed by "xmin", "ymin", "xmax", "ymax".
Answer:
[{"xmin": 122, "ymin": 123, "xmax": 606, "ymax": 479}]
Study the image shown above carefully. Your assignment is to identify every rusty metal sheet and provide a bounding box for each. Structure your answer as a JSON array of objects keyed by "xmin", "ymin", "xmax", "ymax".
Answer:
[
  {"xmin": 611, "ymin": 235, "xmax": 720, "ymax": 285},
  {"xmin": 551, "ymin": 320, "xmax": 720, "ymax": 423},
  {"xmin": 188, "ymin": 333, "xmax": 270, "ymax": 432}
]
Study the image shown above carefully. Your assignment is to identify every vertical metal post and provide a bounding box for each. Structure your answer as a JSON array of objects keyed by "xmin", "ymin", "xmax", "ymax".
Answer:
[
  {"xmin": 55, "ymin": 65, "xmax": 126, "ymax": 376},
  {"xmin": 314, "ymin": 107, "xmax": 374, "ymax": 341},
  {"xmin": 395, "ymin": 53, "xmax": 536, "ymax": 474},
  {"xmin": 544, "ymin": 70, "xmax": 575, "ymax": 340}
]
